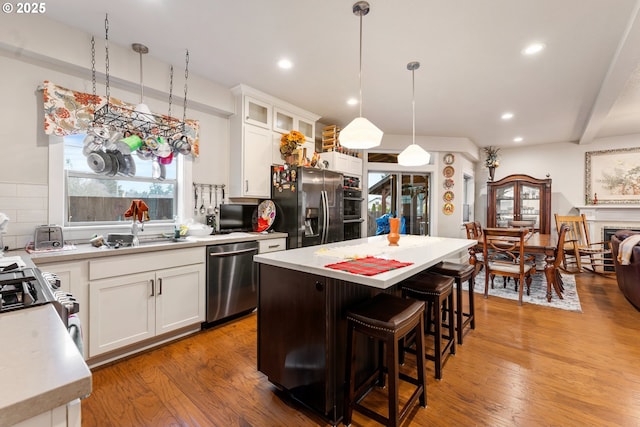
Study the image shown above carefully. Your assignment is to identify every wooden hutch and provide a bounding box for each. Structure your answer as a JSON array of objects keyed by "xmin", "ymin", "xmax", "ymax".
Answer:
[{"xmin": 487, "ymin": 174, "xmax": 552, "ymax": 234}]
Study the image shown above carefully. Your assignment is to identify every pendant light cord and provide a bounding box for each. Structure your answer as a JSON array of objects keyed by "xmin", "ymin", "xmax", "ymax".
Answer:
[
  {"xmin": 358, "ymin": 12, "xmax": 363, "ymax": 118},
  {"xmin": 138, "ymin": 50, "xmax": 144, "ymax": 104},
  {"xmin": 412, "ymin": 67, "xmax": 416, "ymax": 145}
]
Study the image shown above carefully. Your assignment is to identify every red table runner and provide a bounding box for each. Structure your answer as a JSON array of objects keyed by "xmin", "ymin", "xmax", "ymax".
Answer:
[{"xmin": 324, "ymin": 256, "xmax": 413, "ymax": 276}]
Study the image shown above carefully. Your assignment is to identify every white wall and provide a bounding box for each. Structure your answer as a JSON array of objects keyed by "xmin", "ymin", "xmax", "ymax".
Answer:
[
  {"xmin": 0, "ymin": 14, "xmax": 234, "ymax": 249},
  {"xmin": 474, "ymin": 135, "xmax": 640, "ymax": 232}
]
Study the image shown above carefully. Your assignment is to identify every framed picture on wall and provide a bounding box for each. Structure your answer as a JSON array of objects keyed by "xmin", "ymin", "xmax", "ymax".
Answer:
[{"xmin": 585, "ymin": 147, "xmax": 640, "ymax": 204}]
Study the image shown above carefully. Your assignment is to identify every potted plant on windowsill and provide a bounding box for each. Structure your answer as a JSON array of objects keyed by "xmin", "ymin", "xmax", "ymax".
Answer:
[
  {"xmin": 484, "ymin": 146, "xmax": 500, "ymax": 181},
  {"xmin": 280, "ymin": 130, "xmax": 306, "ymax": 165}
]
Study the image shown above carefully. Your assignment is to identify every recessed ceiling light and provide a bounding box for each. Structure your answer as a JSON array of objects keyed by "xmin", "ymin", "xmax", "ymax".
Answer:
[
  {"xmin": 501, "ymin": 112, "xmax": 514, "ymax": 120},
  {"xmin": 278, "ymin": 59, "xmax": 293, "ymax": 69},
  {"xmin": 346, "ymin": 98, "xmax": 359, "ymax": 106},
  {"xmin": 522, "ymin": 43, "xmax": 545, "ymax": 55},
  {"xmin": 513, "ymin": 136, "xmax": 523, "ymax": 142}
]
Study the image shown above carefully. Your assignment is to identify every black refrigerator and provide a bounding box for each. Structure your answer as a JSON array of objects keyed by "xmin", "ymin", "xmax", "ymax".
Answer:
[{"xmin": 271, "ymin": 166, "xmax": 344, "ymax": 249}]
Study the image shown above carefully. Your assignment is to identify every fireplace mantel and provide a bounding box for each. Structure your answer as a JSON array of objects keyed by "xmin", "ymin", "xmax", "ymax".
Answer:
[
  {"xmin": 576, "ymin": 205, "xmax": 640, "ymax": 222},
  {"xmin": 575, "ymin": 205, "xmax": 640, "ymax": 240}
]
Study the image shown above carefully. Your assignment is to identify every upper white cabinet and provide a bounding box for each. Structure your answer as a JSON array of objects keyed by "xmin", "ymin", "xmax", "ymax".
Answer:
[
  {"xmin": 273, "ymin": 107, "xmax": 316, "ymax": 142},
  {"xmin": 321, "ymin": 151, "xmax": 363, "ymax": 177},
  {"xmin": 230, "ymin": 85, "xmax": 320, "ymax": 199},
  {"xmin": 245, "ymin": 96, "xmax": 272, "ymax": 129}
]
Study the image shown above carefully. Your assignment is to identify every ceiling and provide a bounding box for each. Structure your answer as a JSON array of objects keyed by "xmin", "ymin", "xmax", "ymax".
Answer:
[{"xmin": 44, "ymin": 0, "xmax": 640, "ymax": 148}]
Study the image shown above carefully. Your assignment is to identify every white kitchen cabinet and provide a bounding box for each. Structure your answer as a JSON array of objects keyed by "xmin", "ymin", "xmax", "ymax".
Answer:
[
  {"xmin": 230, "ymin": 124, "xmax": 272, "ymax": 198},
  {"xmin": 321, "ymin": 151, "xmax": 363, "ymax": 177},
  {"xmin": 258, "ymin": 237, "xmax": 287, "ymax": 253},
  {"xmin": 231, "ymin": 85, "xmax": 320, "ymax": 199},
  {"xmin": 273, "ymin": 107, "xmax": 316, "ymax": 143},
  {"xmin": 88, "ymin": 247, "xmax": 205, "ymax": 357},
  {"xmin": 244, "ymin": 96, "xmax": 272, "ymax": 129}
]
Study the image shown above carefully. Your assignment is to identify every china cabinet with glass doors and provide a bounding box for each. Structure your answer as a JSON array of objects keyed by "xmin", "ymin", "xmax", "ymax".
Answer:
[{"xmin": 487, "ymin": 174, "xmax": 552, "ymax": 233}]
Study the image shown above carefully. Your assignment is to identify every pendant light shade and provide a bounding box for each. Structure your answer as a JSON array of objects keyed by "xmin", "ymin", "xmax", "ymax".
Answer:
[
  {"xmin": 340, "ymin": 117, "xmax": 384, "ymax": 150},
  {"xmin": 398, "ymin": 61, "xmax": 430, "ymax": 166},
  {"xmin": 340, "ymin": 1, "xmax": 383, "ymax": 150}
]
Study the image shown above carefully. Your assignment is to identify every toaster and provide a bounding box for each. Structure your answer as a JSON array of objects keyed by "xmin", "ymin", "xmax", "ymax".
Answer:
[{"xmin": 34, "ymin": 225, "xmax": 64, "ymax": 250}]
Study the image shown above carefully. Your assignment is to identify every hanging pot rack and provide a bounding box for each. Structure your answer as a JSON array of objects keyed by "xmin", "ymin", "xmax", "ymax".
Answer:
[{"xmin": 90, "ymin": 14, "xmax": 189, "ymax": 141}]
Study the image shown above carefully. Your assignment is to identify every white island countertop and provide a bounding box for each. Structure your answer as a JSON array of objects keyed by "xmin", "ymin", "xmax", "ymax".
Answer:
[
  {"xmin": 254, "ymin": 235, "xmax": 476, "ymax": 289},
  {"xmin": 0, "ymin": 304, "xmax": 92, "ymax": 426}
]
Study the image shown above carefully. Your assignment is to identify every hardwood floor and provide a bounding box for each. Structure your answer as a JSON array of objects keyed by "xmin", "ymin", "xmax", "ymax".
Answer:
[{"xmin": 82, "ymin": 273, "xmax": 640, "ymax": 426}]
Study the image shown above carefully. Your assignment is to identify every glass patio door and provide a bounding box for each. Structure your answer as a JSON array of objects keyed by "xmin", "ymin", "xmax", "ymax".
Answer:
[
  {"xmin": 367, "ymin": 172, "xmax": 430, "ymax": 236},
  {"xmin": 401, "ymin": 173, "xmax": 429, "ymax": 235}
]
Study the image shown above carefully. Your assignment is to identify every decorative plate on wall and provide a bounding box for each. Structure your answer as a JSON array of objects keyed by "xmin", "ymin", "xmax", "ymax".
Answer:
[
  {"xmin": 443, "ymin": 166, "xmax": 455, "ymax": 178},
  {"xmin": 443, "ymin": 191, "xmax": 454, "ymax": 202},
  {"xmin": 443, "ymin": 178, "xmax": 454, "ymax": 189},
  {"xmin": 443, "ymin": 153, "xmax": 455, "ymax": 165},
  {"xmin": 443, "ymin": 202, "xmax": 454, "ymax": 215}
]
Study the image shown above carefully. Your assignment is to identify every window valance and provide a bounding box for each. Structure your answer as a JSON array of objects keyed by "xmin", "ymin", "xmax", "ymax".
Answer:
[{"xmin": 40, "ymin": 80, "xmax": 200, "ymax": 157}]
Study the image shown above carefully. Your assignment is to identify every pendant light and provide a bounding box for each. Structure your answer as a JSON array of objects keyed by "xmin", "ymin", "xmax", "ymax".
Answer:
[
  {"xmin": 132, "ymin": 42, "xmax": 156, "ymax": 126},
  {"xmin": 398, "ymin": 61, "xmax": 431, "ymax": 166},
  {"xmin": 339, "ymin": 1, "xmax": 383, "ymax": 150}
]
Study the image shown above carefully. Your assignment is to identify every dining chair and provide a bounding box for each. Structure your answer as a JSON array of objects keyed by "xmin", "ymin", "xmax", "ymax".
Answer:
[
  {"xmin": 549, "ymin": 224, "xmax": 570, "ymax": 295},
  {"xmin": 553, "ymin": 213, "xmax": 614, "ymax": 274},
  {"xmin": 482, "ymin": 227, "xmax": 536, "ymax": 306},
  {"xmin": 464, "ymin": 221, "xmax": 484, "ymax": 275}
]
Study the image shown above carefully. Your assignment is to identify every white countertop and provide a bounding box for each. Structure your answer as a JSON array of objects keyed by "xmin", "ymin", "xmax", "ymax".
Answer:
[
  {"xmin": 0, "ymin": 304, "xmax": 92, "ymax": 426},
  {"xmin": 29, "ymin": 231, "xmax": 287, "ymax": 265},
  {"xmin": 254, "ymin": 235, "xmax": 476, "ymax": 289}
]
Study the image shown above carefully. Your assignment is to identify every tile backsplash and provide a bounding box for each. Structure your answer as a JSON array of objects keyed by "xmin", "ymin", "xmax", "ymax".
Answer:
[{"xmin": 0, "ymin": 182, "xmax": 48, "ymax": 251}]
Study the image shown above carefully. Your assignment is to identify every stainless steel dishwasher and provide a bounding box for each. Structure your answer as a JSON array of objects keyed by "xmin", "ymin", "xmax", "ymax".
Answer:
[{"xmin": 205, "ymin": 240, "xmax": 259, "ymax": 326}]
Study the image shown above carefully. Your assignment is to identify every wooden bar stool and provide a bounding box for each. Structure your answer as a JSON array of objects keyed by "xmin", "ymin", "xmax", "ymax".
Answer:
[
  {"xmin": 344, "ymin": 293, "xmax": 427, "ymax": 427},
  {"xmin": 429, "ymin": 261, "xmax": 476, "ymax": 345},
  {"xmin": 401, "ymin": 272, "xmax": 455, "ymax": 380}
]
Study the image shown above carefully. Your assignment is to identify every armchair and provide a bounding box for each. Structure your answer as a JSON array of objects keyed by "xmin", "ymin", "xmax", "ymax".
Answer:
[{"xmin": 610, "ymin": 230, "xmax": 640, "ymax": 310}]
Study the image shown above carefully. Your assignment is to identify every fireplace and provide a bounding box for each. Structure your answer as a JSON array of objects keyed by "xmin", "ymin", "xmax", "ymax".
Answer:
[{"xmin": 602, "ymin": 226, "xmax": 640, "ymax": 271}]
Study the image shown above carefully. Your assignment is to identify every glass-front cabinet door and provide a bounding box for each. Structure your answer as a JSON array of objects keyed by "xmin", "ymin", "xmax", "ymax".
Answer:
[
  {"xmin": 519, "ymin": 184, "xmax": 541, "ymax": 230},
  {"xmin": 494, "ymin": 184, "xmax": 515, "ymax": 227},
  {"xmin": 244, "ymin": 96, "xmax": 272, "ymax": 129},
  {"xmin": 487, "ymin": 174, "xmax": 552, "ymax": 234}
]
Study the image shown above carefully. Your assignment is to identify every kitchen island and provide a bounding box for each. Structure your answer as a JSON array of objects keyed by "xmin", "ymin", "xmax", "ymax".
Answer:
[{"xmin": 253, "ymin": 235, "xmax": 475, "ymax": 424}]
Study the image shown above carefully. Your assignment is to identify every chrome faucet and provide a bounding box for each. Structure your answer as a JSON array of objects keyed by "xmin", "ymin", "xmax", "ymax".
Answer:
[{"xmin": 131, "ymin": 220, "xmax": 140, "ymax": 247}]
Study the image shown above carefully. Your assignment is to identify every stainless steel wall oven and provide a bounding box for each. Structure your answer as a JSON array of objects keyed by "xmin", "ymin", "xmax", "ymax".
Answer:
[{"xmin": 343, "ymin": 176, "xmax": 364, "ymax": 241}]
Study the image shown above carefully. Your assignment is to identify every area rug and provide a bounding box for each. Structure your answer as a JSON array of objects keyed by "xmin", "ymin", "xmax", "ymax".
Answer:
[{"xmin": 467, "ymin": 269, "xmax": 582, "ymax": 313}]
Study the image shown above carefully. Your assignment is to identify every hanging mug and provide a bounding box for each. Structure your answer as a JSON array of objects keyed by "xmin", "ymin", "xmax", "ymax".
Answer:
[
  {"xmin": 118, "ymin": 134, "xmax": 143, "ymax": 154},
  {"xmin": 171, "ymin": 135, "xmax": 191, "ymax": 155}
]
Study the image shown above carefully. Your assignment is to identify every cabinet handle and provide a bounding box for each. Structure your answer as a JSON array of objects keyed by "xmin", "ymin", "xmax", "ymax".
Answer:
[
  {"xmin": 268, "ymin": 244, "xmax": 280, "ymax": 249},
  {"xmin": 245, "ymin": 180, "xmax": 249, "ymax": 192},
  {"xmin": 315, "ymin": 281, "xmax": 324, "ymax": 291},
  {"xmin": 150, "ymin": 279, "xmax": 155, "ymax": 297},
  {"xmin": 158, "ymin": 278, "xmax": 163, "ymax": 295}
]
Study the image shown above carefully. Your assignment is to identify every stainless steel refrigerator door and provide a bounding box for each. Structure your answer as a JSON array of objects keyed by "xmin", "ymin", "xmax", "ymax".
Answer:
[
  {"xmin": 300, "ymin": 168, "xmax": 324, "ymax": 247},
  {"xmin": 322, "ymin": 170, "xmax": 344, "ymax": 243}
]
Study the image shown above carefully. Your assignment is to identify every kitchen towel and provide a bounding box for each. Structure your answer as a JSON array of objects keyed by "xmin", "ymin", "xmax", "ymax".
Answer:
[
  {"xmin": 324, "ymin": 256, "xmax": 413, "ymax": 276},
  {"xmin": 124, "ymin": 199, "xmax": 150, "ymax": 222}
]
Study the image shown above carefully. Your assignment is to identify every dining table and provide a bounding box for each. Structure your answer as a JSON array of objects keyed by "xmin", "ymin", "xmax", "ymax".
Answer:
[{"xmin": 469, "ymin": 231, "xmax": 562, "ymax": 302}]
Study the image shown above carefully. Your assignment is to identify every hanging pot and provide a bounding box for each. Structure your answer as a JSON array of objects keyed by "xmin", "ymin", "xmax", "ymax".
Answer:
[
  {"xmin": 123, "ymin": 154, "xmax": 136, "ymax": 177},
  {"xmin": 86, "ymin": 151, "xmax": 110, "ymax": 174},
  {"xmin": 151, "ymin": 157, "xmax": 166, "ymax": 181},
  {"xmin": 103, "ymin": 151, "xmax": 118, "ymax": 177},
  {"xmin": 110, "ymin": 149, "xmax": 128, "ymax": 176}
]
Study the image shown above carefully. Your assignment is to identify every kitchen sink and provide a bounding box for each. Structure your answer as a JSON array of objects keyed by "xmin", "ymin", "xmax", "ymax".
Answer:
[{"xmin": 106, "ymin": 233, "xmax": 182, "ymax": 248}]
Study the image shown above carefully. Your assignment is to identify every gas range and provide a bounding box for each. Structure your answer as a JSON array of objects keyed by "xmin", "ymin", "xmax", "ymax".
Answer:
[{"xmin": 0, "ymin": 266, "xmax": 54, "ymax": 313}]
